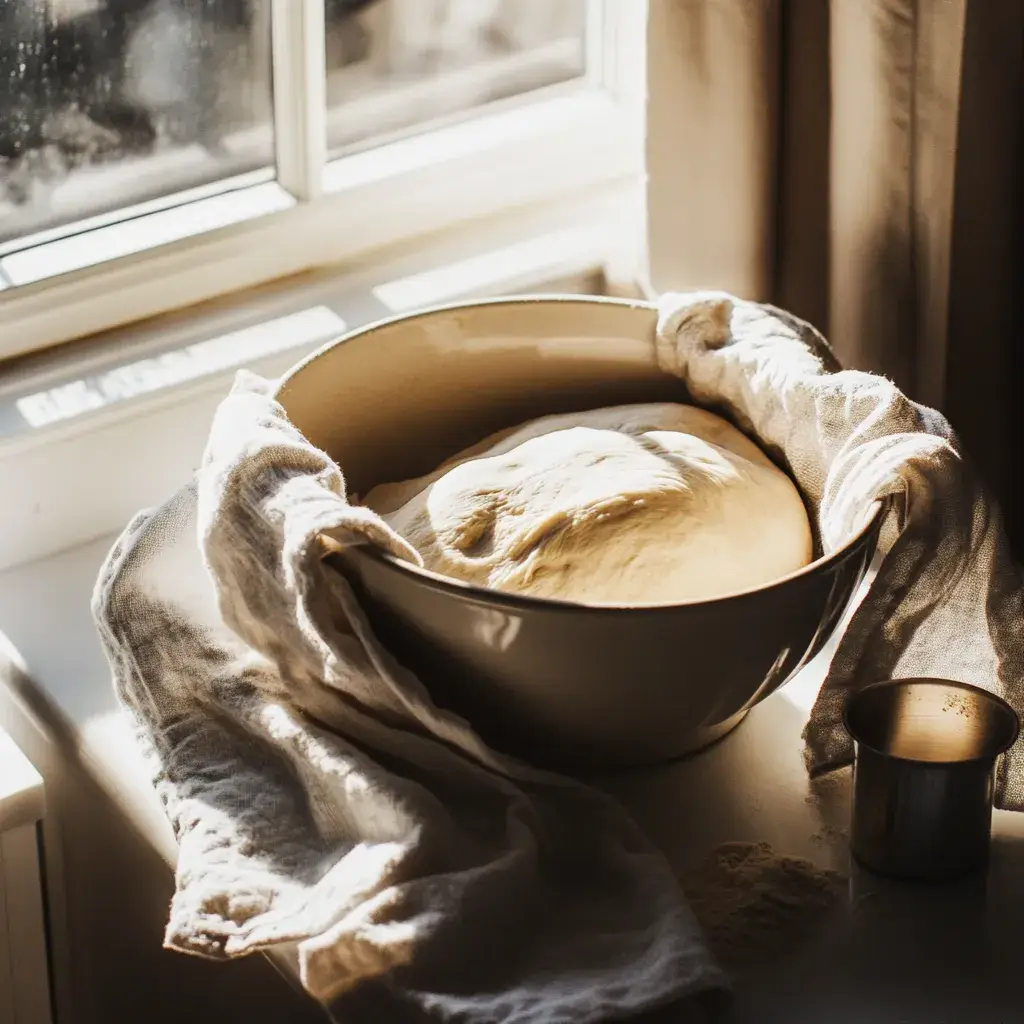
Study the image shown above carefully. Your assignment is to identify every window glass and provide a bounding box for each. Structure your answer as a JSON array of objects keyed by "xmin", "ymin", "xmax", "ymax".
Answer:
[
  {"xmin": 0, "ymin": 0, "xmax": 274, "ymax": 245},
  {"xmin": 324, "ymin": 0, "xmax": 589, "ymax": 154}
]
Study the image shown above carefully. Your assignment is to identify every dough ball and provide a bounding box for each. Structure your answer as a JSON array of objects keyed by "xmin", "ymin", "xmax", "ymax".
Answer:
[{"xmin": 362, "ymin": 403, "xmax": 814, "ymax": 606}]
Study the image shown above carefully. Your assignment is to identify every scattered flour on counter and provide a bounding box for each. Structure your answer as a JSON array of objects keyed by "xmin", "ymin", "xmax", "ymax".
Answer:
[
  {"xmin": 681, "ymin": 842, "xmax": 847, "ymax": 970},
  {"xmin": 809, "ymin": 822, "xmax": 849, "ymax": 848}
]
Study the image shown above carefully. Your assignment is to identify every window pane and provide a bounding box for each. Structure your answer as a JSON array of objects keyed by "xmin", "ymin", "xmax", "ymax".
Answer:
[
  {"xmin": 325, "ymin": 0, "xmax": 588, "ymax": 154},
  {"xmin": 0, "ymin": 0, "xmax": 273, "ymax": 246}
]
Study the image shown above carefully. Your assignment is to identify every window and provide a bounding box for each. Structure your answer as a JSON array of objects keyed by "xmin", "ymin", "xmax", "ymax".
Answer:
[
  {"xmin": 0, "ymin": 0, "xmax": 275, "ymax": 244},
  {"xmin": 323, "ymin": 0, "xmax": 588, "ymax": 154},
  {"xmin": 0, "ymin": 0, "xmax": 641, "ymax": 360}
]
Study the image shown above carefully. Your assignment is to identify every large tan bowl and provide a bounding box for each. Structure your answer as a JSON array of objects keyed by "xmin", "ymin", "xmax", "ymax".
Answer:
[{"xmin": 275, "ymin": 296, "xmax": 882, "ymax": 771}]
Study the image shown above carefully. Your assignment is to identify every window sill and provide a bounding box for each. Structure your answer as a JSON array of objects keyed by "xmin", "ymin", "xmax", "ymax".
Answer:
[{"xmin": 0, "ymin": 185, "xmax": 637, "ymax": 573}]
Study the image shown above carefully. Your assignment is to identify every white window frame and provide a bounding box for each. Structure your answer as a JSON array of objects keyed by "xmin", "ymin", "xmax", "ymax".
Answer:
[{"xmin": 0, "ymin": 0, "xmax": 646, "ymax": 361}]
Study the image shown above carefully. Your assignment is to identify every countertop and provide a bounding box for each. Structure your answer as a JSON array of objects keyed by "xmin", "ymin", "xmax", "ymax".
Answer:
[{"xmin": 0, "ymin": 532, "xmax": 1022, "ymax": 1023}]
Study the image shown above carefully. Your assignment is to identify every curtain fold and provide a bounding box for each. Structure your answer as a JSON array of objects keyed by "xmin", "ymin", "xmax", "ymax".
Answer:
[{"xmin": 644, "ymin": 0, "xmax": 1024, "ymax": 550}]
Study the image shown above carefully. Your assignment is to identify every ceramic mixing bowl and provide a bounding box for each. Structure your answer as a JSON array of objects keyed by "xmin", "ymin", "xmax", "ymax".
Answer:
[{"xmin": 275, "ymin": 296, "xmax": 883, "ymax": 771}]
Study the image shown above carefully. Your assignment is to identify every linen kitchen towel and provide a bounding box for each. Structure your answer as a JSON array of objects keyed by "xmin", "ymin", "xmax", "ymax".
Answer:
[
  {"xmin": 657, "ymin": 292, "xmax": 1024, "ymax": 809},
  {"xmin": 93, "ymin": 369, "xmax": 727, "ymax": 1024}
]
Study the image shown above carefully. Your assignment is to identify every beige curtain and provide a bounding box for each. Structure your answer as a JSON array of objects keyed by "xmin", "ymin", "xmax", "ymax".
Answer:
[{"xmin": 643, "ymin": 0, "xmax": 1023, "ymax": 550}]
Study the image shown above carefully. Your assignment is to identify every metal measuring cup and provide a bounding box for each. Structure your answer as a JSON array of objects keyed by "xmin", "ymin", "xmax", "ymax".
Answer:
[{"xmin": 843, "ymin": 678, "xmax": 1020, "ymax": 881}]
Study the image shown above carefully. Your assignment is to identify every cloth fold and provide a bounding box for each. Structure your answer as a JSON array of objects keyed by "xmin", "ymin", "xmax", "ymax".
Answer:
[{"xmin": 93, "ymin": 290, "xmax": 1024, "ymax": 1022}]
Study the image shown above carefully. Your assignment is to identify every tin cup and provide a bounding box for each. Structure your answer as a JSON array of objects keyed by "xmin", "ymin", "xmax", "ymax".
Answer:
[{"xmin": 843, "ymin": 678, "xmax": 1020, "ymax": 881}]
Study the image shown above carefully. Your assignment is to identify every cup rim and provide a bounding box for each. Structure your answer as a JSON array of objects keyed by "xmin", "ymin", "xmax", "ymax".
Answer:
[{"xmin": 843, "ymin": 677, "xmax": 1021, "ymax": 767}]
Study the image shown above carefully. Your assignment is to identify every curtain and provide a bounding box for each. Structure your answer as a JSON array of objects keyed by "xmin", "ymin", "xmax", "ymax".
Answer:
[{"xmin": 643, "ymin": 0, "xmax": 1023, "ymax": 551}]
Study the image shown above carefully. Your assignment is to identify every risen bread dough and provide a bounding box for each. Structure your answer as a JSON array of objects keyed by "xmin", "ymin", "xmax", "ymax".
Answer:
[{"xmin": 362, "ymin": 403, "xmax": 814, "ymax": 606}]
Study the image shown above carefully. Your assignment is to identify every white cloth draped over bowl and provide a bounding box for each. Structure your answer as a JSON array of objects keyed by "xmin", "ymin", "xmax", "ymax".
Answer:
[
  {"xmin": 92, "ymin": 291, "xmax": 1024, "ymax": 1023},
  {"xmin": 655, "ymin": 292, "xmax": 1024, "ymax": 809}
]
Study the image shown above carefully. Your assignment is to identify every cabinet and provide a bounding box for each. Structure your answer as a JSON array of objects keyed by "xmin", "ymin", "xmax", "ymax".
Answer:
[{"xmin": 0, "ymin": 726, "xmax": 51, "ymax": 1024}]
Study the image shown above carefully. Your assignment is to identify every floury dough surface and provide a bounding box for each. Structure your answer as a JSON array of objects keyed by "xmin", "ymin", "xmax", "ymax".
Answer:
[{"xmin": 362, "ymin": 403, "xmax": 814, "ymax": 606}]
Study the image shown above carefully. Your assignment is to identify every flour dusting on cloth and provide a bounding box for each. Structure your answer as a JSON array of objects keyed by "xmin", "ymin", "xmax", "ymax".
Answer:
[{"xmin": 92, "ymin": 290, "xmax": 1024, "ymax": 1022}]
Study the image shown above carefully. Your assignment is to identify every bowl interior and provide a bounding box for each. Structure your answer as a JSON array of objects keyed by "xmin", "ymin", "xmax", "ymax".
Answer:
[{"xmin": 276, "ymin": 296, "xmax": 687, "ymax": 499}]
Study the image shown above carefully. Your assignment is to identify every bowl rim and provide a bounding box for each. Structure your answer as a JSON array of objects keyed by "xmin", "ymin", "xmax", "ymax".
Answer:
[{"xmin": 276, "ymin": 292, "xmax": 886, "ymax": 614}]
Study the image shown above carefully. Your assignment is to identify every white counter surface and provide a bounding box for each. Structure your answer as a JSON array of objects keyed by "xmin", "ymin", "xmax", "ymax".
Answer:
[{"xmin": 1, "ymin": 532, "xmax": 1022, "ymax": 1023}]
